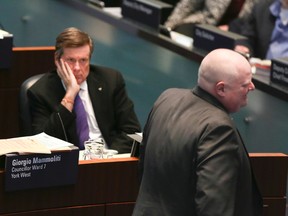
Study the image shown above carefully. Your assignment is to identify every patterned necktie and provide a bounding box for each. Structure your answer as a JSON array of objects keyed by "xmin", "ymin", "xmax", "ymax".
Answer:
[{"xmin": 73, "ymin": 93, "xmax": 89, "ymax": 150}]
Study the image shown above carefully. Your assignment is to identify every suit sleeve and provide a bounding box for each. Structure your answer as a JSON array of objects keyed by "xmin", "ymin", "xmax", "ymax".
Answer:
[
  {"xmin": 236, "ymin": 7, "xmax": 257, "ymax": 56},
  {"xmin": 27, "ymin": 88, "xmax": 76, "ymax": 143},
  {"xmin": 108, "ymin": 72, "xmax": 141, "ymax": 153},
  {"xmin": 195, "ymin": 123, "xmax": 239, "ymax": 216}
]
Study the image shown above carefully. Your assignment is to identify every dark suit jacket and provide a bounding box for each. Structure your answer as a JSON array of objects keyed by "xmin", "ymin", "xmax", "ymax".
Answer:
[
  {"xmin": 230, "ymin": 0, "xmax": 275, "ymax": 59},
  {"xmin": 28, "ymin": 65, "xmax": 141, "ymax": 153},
  {"xmin": 133, "ymin": 87, "xmax": 263, "ymax": 216}
]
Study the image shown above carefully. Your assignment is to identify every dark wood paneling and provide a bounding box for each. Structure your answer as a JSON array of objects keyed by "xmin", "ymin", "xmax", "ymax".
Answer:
[
  {"xmin": 263, "ymin": 198, "xmax": 287, "ymax": 216},
  {"xmin": 250, "ymin": 153, "xmax": 288, "ymax": 197},
  {"xmin": 0, "ymin": 206, "xmax": 105, "ymax": 216},
  {"xmin": 0, "ymin": 89, "xmax": 18, "ymax": 138},
  {"xmin": 0, "ymin": 158, "xmax": 138, "ymax": 216},
  {"xmin": 250, "ymin": 153, "xmax": 288, "ymax": 216},
  {"xmin": 0, "ymin": 155, "xmax": 286, "ymax": 216},
  {"xmin": 0, "ymin": 47, "xmax": 55, "ymax": 138},
  {"xmin": 106, "ymin": 202, "xmax": 135, "ymax": 216},
  {"xmin": 105, "ymin": 160, "xmax": 140, "ymax": 202}
]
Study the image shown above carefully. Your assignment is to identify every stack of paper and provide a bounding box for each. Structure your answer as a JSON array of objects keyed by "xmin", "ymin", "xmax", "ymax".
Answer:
[
  {"xmin": 0, "ymin": 29, "xmax": 12, "ymax": 39},
  {"xmin": 127, "ymin": 132, "xmax": 143, "ymax": 143},
  {"xmin": 0, "ymin": 133, "xmax": 74, "ymax": 156}
]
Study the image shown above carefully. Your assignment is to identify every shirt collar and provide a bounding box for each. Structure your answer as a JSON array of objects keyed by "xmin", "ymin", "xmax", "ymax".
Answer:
[
  {"xmin": 80, "ymin": 81, "xmax": 88, "ymax": 91},
  {"xmin": 192, "ymin": 86, "xmax": 229, "ymax": 114}
]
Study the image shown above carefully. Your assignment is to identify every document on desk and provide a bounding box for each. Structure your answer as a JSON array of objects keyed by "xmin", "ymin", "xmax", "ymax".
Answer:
[
  {"xmin": 0, "ymin": 29, "xmax": 12, "ymax": 39},
  {"xmin": 128, "ymin": 132, "xmax": 142, "ymax": 157},
  {"xmin": 33, "ymin": 133, "xmax": 73, "ymax": 150},
  {"xmin": 128, "ymin": 132, "xmax": 143, "ymax": 143},
  {"xmin": 0, "ymin": 132, "xmax": 74, "ymax": 155},
  {"xmin": 170, "ymin": 31, "xmax": 193, "ymax": 49},
  {"xmin": 103, "ymin": 7, "xmax": 122, "ymax": 18}
]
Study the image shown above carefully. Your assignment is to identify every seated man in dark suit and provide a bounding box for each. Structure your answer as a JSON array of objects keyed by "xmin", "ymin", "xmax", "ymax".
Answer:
[
  {"xmin": 28, "ymin": 27, "xmax": 141, "ymax": 153},
  {"xmin": 133, "ymin": 49, "xmax": 263, "ymax": 215},
  {"xmin": 232, "ymin": 0, "xmax": 288, "ymax": 59}
]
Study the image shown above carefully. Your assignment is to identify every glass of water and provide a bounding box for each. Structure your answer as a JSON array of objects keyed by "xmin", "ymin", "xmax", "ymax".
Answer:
[{"xmin": 83, "ymin": 138, "xmax": 105, "ymax": 160}]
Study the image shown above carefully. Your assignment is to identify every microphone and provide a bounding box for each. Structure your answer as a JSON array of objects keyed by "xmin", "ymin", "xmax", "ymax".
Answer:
[{"xmin": 57, "ymin": 112, "xmax": 68, "ymax": 142}]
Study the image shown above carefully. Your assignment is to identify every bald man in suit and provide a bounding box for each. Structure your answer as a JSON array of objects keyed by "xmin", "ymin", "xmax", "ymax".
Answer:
[{"xmin": 133, "ymin": 49, "xmax": 263, "ymax": 216}]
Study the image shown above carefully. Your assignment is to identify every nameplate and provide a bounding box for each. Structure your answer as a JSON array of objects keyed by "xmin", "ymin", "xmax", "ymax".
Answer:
[
  {"xmin": 193, "ymin": 24, "xmax": 247, "ymax": 52},
  {"xmin": 0, "ymin": 34, "xmax": 13, "ymax": 68},
  {"xmin": 121, "ymin": 0, "xmax": 173, "ymax": 29},
  {"xmin": 4, "ymin": 147, "xmax": 79, "ymax": 191},
  {"xmin": 270, "ymin": 57, "xmax": 288, "ymax": 86}
]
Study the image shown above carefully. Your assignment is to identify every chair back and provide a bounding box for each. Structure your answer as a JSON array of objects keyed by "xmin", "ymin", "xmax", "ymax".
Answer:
[{"xmin": 19, "ymin": 74, "xmax": 44, "ymax": 136}]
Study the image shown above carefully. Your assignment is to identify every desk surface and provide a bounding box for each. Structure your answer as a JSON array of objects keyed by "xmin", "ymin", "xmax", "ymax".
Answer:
[
  {"xmin": 0, "ymin": 154, "xmax": 286, "ymax": 216},
  {"xmin": 0, "ymin": 157, "xmax": 139, "ymax": 216}
]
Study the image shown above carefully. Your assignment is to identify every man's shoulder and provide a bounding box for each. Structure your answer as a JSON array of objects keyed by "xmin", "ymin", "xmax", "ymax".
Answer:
[
  {"xmin": 155, "ymin": 88, "xmax": 194, "ymax": 108},
  {"xmin": 28, "ymin": 70, "xmax": 60, "ymax": 92},
  {"xmin": 89, "ymin": 65, "xmax": 124, "ymax": 83},
  {"xmin": 90, "ymin": 64, "xmax": 121, "ymax": 75},
  {"xmin": 161, "ymin": 88, "xmax": 191, "ymax": 96}
]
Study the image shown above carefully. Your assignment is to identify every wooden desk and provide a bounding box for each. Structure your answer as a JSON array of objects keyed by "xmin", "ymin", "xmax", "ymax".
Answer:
[
  {"xmin": 250, "ymin": 153, "xmax": 288, "ymax": 216},
  {"xmin": 0, "ymin": 47, "xmax": 55, "ymax": 139},
  {"xmin": 0, "ymin": 154, "xmax": 286, "ymax": 216},
  {"xmin": 0, "ymin": 157, "xmax": 139, "ymax": 216}
]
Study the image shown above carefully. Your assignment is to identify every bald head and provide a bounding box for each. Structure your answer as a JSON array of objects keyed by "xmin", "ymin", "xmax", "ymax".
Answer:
[
  {"xmin": 197, "ymin": 49, "xmax": 254, "ymax": 113},
  {"xmin": 198, "ymin": 49, "xmax": 251, "ymax": 93}
]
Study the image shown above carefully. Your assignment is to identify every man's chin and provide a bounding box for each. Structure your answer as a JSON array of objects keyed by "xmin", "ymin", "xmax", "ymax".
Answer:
[
  {"xmin": 241, "ymin": 102, "xmax": 248, "ymax": 108},
  {"xmin": 76, "ymin": 78, "xmax": 84, "ymax": 84}
]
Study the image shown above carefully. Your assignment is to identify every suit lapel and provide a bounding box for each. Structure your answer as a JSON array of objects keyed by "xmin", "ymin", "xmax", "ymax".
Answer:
[{"xmin": 86, "ymin": 71, "xmax": 106, "ymax": 126}]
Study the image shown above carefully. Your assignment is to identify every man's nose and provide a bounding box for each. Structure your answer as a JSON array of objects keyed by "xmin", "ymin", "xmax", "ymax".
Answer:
[{"xmin": 73, "ymin": 60, "xmax": 81, "ymax": 70}]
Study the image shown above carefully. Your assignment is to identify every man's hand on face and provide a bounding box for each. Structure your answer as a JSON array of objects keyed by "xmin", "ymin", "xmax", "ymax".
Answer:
[
  {"xmin": 56, "ymin": 58, "xmax": 80, "ymax": 99},
  {"xmin": 56, "ymin": 58, "xmax": 81, "ymax": 112}
]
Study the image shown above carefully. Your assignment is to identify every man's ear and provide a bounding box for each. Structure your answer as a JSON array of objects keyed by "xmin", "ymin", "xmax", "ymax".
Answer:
[
  {"xmin": 54, "ymin": 53, "xmax": 60, "ymax": 62},
  {"xmin": 215, "ymin": 81, "xmax": 225, "ymax": 97}
]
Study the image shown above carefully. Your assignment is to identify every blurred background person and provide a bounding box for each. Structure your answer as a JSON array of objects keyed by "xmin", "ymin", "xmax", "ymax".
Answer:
[
  {"xmin": 232, "ymin": 0, "xmax": 288, "ymax": 59},
  {"xmin": 164, "ymin": 0, "xmax": 258, "ymax": 36}
]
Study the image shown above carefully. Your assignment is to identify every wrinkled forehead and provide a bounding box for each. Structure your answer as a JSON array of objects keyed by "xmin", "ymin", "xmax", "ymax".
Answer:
[{"xmin": 62, "ymin": 45, "xmax": 91, "ymax": 57}]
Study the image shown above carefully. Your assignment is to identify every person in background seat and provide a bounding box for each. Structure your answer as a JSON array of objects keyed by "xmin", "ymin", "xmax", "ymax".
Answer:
[
  {"xmin": 164, "ymin": 0, "xmax": 259, "ymax": 36},
  {"xmin": 231, "ymin": 0, "xmax": 288, "ymax": 59}
]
